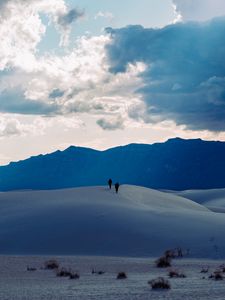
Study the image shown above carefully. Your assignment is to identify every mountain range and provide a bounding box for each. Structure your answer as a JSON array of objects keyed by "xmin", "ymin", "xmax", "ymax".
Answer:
[{"xmin": 0, "ymin": 137, "xmax": 225, "ymax": 191}]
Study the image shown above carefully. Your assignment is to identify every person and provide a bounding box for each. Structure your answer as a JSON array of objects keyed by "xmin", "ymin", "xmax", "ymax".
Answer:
[
  {"xmin": 108, "ymin": 178, "xmax": 112, "ymax": 189},
  {"xmin": 115, "ymin": 182, "xmax": 120, "ymax": 193}
]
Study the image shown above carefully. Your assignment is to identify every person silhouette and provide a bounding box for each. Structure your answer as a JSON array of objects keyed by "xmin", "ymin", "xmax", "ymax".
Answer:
[
  {"xmin": 108, "ymin": 178, "xmax": 112, "ymax": 189},
  {"xmin": 115, "ymin": 182, "xmax": 120, "ymax": 193}
]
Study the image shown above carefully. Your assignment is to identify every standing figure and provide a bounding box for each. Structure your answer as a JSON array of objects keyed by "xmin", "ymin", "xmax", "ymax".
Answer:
[
  {"xmin": 108, "ymin": 178, "xmax": 112, "ymax": 189},
  {"xmin": 115, "ymin": 182, "xmax": 120, "ymax": 193}
]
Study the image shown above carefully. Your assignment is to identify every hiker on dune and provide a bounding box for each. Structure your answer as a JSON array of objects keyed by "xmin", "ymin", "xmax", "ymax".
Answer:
[
  {"xmin": 115, "ymin": 182, "xmax": 120, "ymax": 193},
  {"xmin": 108, "ymin": 178, "xmax": 112, "ymax": 189}
]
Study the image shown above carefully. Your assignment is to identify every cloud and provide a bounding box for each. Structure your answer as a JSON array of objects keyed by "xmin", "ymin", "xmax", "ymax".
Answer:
[
  {"xmin": 49, "ymin": 89, "xmax": 65, "ymax": 99},
  {"xmin": 0, "ymin": 0, "xmax": 84, "ymax": 62},
  {"xmin": 0, "ymin": 118, "xmax": 22, "ymax": 137},
  {"xmin": 0, "ymin": 0, "xmax": 46, "ymax": 71},
  {"xmin": 0, "ymin": 0, "xmax": 168, "ymax": 134},
  {"xmin": 106, "ymin": 18, "xmax": 225, "ymax": 131},
  {"xmin": 172, "ymin": 0, "xmax": 225, "ymax": 22},
  {"xmin": 0, "ymin": 87, "xmax": 58, "ymax": 115},
  {"xmin": 97, "ymin": 115, "xmax": 124, "ymax": 130},
  {"xmin": 95, "ymin": 11, "xmax": 114, "ymax": 21},
  {"xmin": 0, "ymin": 26, "xmax": 143, "ymax": 130},
  {"xmin": 57, "ymin": 8, "xmax": 84, "ymax": 26},
  {"xmin": 56, "ymin": 8, "xmax": 85, "ymax": 46},
  {"xmin": 0, "ymin": 115, "xmax": 46, "ymax": 138}
]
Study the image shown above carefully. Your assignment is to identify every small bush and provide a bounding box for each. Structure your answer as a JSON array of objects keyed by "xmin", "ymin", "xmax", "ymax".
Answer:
[
  {"xmin": 117, "ymin": 272, "xmax": 127, "ymax": 279},
  {"xmin": 209, "ymin": 271, "xmax": 223, "ymax": 280},
  {"xmin": 149, "ymin": 277, "xmax": 171, "ymax": 290},
  {"xmin": 156, "ymin": 256, "xmax": 171, "ymax": 268},
  {"xmin": 164, "ymin": 248, "xmax": 184, "ymax": 259},
  {"xmin": 97, "ymin": 271, "xmax": 105, "ymax": 275},
  {"xmin": 164, "ymin": 249, "xmax": 176, "ymax": 259},
  {"xmin": 219, "ymin": 264, "xmax": 225, "ymax": 272},
  {"xmin": 57, "ymin": 268, "xmax": 72, "ymax": 277},
  {"xmin": 27, "ymin": 266, "xmax": 37, "ymax": 271},
  {"xmin": 69, "ymin": 273, "xmax": 80, "ymax": 280},
  {"xmin": 168, "ymin": 269, "xmax": 186, "ymax": 278},
  {"xmin": 91, "ymin": 269, "xmax": 105, "ymax": 275},
  {"xmin": 44, "ymin": 259, "xmax": 59, "ymax": 270},
  {"xmin": 200, "ymin": 267, "xmax": 209, "ymax": 273}
]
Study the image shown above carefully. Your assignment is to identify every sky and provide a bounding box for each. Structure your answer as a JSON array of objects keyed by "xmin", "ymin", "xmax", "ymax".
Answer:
[{"xmin": 0, "ymin": 0, "xmax": 225, "ymax": 164}]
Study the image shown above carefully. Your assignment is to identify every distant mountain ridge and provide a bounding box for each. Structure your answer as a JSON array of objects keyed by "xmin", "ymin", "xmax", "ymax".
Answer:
[{"xmin": 0, "ymin": 137, "xmax": 225, "ymax": 191}]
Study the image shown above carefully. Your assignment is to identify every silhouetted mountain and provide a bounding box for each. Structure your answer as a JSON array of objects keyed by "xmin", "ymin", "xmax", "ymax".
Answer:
[{"xmin": 0, "ymin": 138, "xmax": 225, "ymax": 191}]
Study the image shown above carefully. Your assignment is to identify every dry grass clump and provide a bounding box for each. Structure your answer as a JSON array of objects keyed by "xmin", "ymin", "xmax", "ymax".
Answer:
[
  {"xmin": 56, "ymin": 268, "xmax": 72, "ymax": 277},
  {"xmin": 209, "ymin": 271, "xmax": 224, "ymax": 280},
  {"xmin": 69, "ymin": 273, "xmax": 80, "ymax": 280},
  {"xmin": 168, "ymin": 269, "xmax": 186, "ymax": 278},
  {"xmin": 164, "ymin": 247, "xmax": 184, "ymax": 259},
  {"xmin": 156, "ymin": 256, "xmax": 171, "ymax": 268},
  {"xmin": 155, "ymin": 248, "xmax": 186, "ymax": 268},
  {"xmin": 91, "ymin": 269, "xmax": 105, "ymax": 275},
  {"xmin": 219, "ymin": 264, "xmax": 225, "ymax": 273},
  {"xmin": 56, "ymin": 267, "xmax": 80, "ymax": 279},
  {"xmin": 27, "ymin": 266, "xmax": 37, "ymax": 271},
  {"xmin": 200, "ymin": 267, "xmax": 209, "ymax": 273},
  {"xmin": 117, "ymin": 272, "xmax": 127, "ymax": 279},
  {"xmin": 148, "ymin": 277, "xmax": 171, "ymax": 290},
  {"xmin": 44, "ymin": 259, "xmax": 59, "ymax": 270}
]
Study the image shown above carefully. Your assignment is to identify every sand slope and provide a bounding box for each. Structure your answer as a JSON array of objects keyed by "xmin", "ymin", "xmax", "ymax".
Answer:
[
  {"xmin": 0, "ymin": 185, "xmax": 225, "ymax": 257},
  {"xmin": 175, "ymin": 188, "xmax": 225, "ymax": 213}
]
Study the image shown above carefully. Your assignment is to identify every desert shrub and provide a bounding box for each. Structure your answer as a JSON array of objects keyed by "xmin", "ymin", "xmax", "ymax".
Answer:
[
  {"xmin": 44, "ymin": 259, "xmax": 59, "ymax": 270},
  {"xmin": 56, "ymin": 268, "xmax": 72, "ymax": 277},
  {"xmin": 69, "ymin": 273, "xmax": 80, "ymax": 280},
  {"xmin": 91, "ymin": 269, "xmax": 105, "ymax": 275},
  {"xmin": 156, "ymin": 256, "xmax": 171, "ymax": 268},
  {"xmin": 200, "ymin": 267, "xmax": 209, "ymax": 273},
  {"xmin": 117, "ymin": 272, "xmax": 127, "ymax": 279},
  {"xmin": 164, "ymin": 249, "xmax": 176, "ymax": 259},
  {"xmin": 27, "ymin": 266, "xmax": 37, "ymax": 271},
  {"xmin": 149, "ymin": 277, "xmax": 171, "ymax": 290},
  {"xmin": 164, "ymin": 248, "xmax": 184, "ymax": 259},
  {"xmin": 219, "ymin": 264, "xmax": 225, "ymax": 272},
  {"xmin": 168, "ymin": 269, "xmax": 186, "ymax": 278},
  {"xmin": 97, "ymin": 271, "xmax": 105, "ymax": 275},
  {"xmin": 176, "ymin": 247, "xmax": 184, "ymax": 258},
  {"xmin": 209, "ymin": 271, "xmax": 223, "ymax": 280}
]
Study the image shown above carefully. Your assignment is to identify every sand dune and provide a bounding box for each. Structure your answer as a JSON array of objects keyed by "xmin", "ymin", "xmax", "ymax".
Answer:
[{"xmin": 0, "ymin": 185, "xmax": 225, "ymax": 257}]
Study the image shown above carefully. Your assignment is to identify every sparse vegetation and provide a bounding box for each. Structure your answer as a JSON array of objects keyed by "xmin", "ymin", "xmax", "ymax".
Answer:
[
  {"xmin": 209, "ymin": 271, "xmax": 224, "ymax": 280},
  {"xmin": 44, "ymin": 259, "xmax": 59, "ymax": 270},
  {"xmin": 200, "ymin": 267, "xmax": 209, "ymax": 273},
  {"xmin": 149, "ymin": 277, "xmax": 171, "ymax": 290},
  {"xmin": 69, "ymin": 273, "xmax": 80, "ymax": 280},
  {"xmin": 168, "ymin": 269, "xmax": 186, "ymax": 278},
  {"xmin": 156, "ymin": 256, "xmax": 171, "ymax": 268},
  {"xmin": 219, "ymin": 264, "xmax": 225, "ymax": 272},
  {"xmin": 91, "ymin": 269, "xmax": 105, "ymax": 275},
  {"xmin": 164, "ymin": 247, "xmax": 184, "ymax": 259},
  {"xmin": 56, "ymin": 268, "xmax": 72, "ymax": 277},
  {"xmin": 155, "ymin": 248, "xmax": 186, "ymax": 269},
  {"xmin": 164, "ymin": 249, "xmax": 176, "ymax": 259},
  {"xmin": 97, "ymin": 271, "xmax": 105, "ymax": 275},
  {"xmin": 27, "ymin": 266, "xmax": 37, "ymax": 271},
  {"xmin": 117, "ymin": 272, "xmax": 127, "ymax": 279}
]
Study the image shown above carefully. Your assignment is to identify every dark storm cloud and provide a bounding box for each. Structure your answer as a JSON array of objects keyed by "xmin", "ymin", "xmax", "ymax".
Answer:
[
  {"xmin": 57, "ymin": 8, "xmax": 84, "ymax": 27},
  {"xmin": 97, "ymin": 116, "xmax": 124, "ymax": 130},
  {"xmin": 0, "ymin": 88, "xmax": 58, "ymax": 115},
  {"xmin": 106, "ymin": 18, "xmax": 225, "ymax": 131}
]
